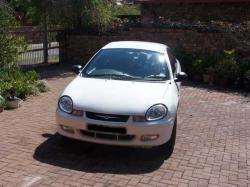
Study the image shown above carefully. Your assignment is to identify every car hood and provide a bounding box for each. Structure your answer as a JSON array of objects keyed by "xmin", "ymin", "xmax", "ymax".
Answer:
[{"xmin": 62, "ymin": 77, "xmax": 170, "ymax": 115}]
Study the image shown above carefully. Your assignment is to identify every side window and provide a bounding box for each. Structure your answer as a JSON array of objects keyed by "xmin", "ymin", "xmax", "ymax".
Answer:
[{"xmin": 167, "ymin": 48, "xmax": 177, "ymax": 76}]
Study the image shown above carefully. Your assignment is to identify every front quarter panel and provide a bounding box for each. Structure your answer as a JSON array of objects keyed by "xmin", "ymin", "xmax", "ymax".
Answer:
[{"xmin": 163, "ymin": 81, "xmax": 179, "ymax": 123}]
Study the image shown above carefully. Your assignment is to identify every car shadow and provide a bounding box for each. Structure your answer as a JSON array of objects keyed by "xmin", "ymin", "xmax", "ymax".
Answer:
[{"xmin": 34, "ymin": 133, "xmax": 172, "ymax": 174}]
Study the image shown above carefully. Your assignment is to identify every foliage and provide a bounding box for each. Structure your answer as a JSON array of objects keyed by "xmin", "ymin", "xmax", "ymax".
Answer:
[
  {"xmin": 175, "ymin": 48, "xmax": 250, "ymax": 90},
  {"xmin": 34, "ymin": 80, "xmax": 50, "ymax": 93},
  {"xmin": 192, "ymin": 59, "xmax": 204, "ymax": 76},
  {"xmin": 238, "ymin": 59, "xmax": 250, "ymax": 73},
  {"xmin": 9, "ymin": 0, "xmax": 54, "ymax": 25},
  {"xmin": 0, "ymin": 68, "xmax": 49, "ymax": 100},
  {"xmin": 8, "ymin": 0, "xmax": 32, "ymax": 23},
  {"xmin": 214, "ymin": 49, "xmax": 239, "ymax": 81},
  {"xmin": 0, "ymin": 95, "xmax": 5, "ymax": 108},
  {"xmin": 27, "ymin": 0, "xmax": 60, "ymax": 25},
  {"xmin": 0, "ymin": 1, "xmax": 26, "ymax": 68},
  {"xmin": 21, "ymin": 0, "xmax": 114, "ymax": 32},
  {"xmin": 9, "ymin": 0, "xmax": 139, "ymax": 32},
  {"xmin": 199, "ymin": 53, "xmax": 221, "ymax": 70},
  {"xmin": 111, "ymin": 5, "xmax": 140, "ymax": 16},
  {"xmin": 156, "ymin": 19, "xmax": 250, "ymax": 33},
  {"xmin": 83, "ymin": 1, "xmax": 113, "ymax": 33}
]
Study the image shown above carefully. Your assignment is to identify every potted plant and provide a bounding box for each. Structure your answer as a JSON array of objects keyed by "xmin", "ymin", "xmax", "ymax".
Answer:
[
  {"xmin": 214, "ymin": 62, "xmax": 231, "ymax": 88},
  {"xmin": 202, "ymin": 71, "xmax": 210, "ymax": 83},
  {"xmin": 0, "ymin": 95, "xmax": 5, "ymax": 113},
  {"xmin": 5, "ymin": 88, "xmax": 23, "ymax": 109},
  {"xmin": 201, "ymin": 54, "xmax": 218, "ymax": 84},
  {"xmin": 214, "ymin": 49, "xmax": 238, "ymax": 88},
  {"xmin": 207, "ymin": 66, "xmax": 215, "ymax": 85}
]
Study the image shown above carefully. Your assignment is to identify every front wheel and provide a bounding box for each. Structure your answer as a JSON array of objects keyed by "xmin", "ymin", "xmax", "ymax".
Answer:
[
  {"xmin": 155, "ymin": 116, "xmax": 177, "ymax": 155},
  {"xmin": 58, "ymin": 134, "xmax": 75, "ymax": 144}
]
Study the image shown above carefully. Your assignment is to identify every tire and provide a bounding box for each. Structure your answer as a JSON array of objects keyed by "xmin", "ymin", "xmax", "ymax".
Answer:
[
  {"xmin": 166, "ymin": 117, "xmax": 177, "ymax": 151},
  {"xmin": 58, "ymin": 134, "xmax": 75, "ymax": 144},
  {"xmin": 155, "ymin": 116, "xmax": 177, "ymax": 156}
]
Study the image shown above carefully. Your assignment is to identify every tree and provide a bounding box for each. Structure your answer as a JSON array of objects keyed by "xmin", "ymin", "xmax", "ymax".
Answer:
[
  {"xmin": 83, "ymin": 0, "xmax": 113, "ymax": 32},
  {"xmin": 7, "ymin": 0, "xmax": 114, "ymax": 32},
  {"xmin": 49, "ymin": 0, "xmax": 113, "ymax": 32},
  {"xmin": 0, "ymin": 1, "xmax": 25, "ymax": 68},
  {"xmin": 8, "ymin": 0, "xmax": 52, "ymax": 25}
]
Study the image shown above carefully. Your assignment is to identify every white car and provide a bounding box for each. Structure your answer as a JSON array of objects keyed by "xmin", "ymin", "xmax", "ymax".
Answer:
[{"xmin": 56, "ymin": 41, "xmax": 187, "ymax": 150}]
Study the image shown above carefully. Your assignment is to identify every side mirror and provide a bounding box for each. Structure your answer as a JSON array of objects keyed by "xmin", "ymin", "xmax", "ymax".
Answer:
[
  {"xmin": 175, "ymin": 72, "xmax": 188, "ymax": 82},
  {"xmin": 72, "ymin": 65, "xmax": 83, "ymax": 74}
]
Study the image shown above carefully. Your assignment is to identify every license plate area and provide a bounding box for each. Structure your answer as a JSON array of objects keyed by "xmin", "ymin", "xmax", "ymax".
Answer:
[{"xmin": 87, "ymin": 124, "xmax": 127, "ymax": 135}]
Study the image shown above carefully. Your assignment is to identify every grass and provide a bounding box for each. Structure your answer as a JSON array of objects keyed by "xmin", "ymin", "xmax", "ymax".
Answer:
[{"xmin": 112, "ymin": 5, "xmax": 141, "ymax": 16}]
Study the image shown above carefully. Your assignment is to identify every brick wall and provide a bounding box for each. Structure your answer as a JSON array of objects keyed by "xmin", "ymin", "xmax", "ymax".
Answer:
[
  {"xmin": 59, "ymin": 27, "xmax": 250, "ymax": 65},
  {"xmin": 141, "ymin": 4, "xmax": 250, "ymax": 22},
  {"xmin": 12, "ymin": 27, "xmax": 62, "ymax": 44}
]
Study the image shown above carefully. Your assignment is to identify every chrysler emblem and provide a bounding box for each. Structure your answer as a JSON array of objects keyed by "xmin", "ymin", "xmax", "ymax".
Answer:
[{"xmin": 95, "ymin": 114, "xmax": 119, "ymax": 120}]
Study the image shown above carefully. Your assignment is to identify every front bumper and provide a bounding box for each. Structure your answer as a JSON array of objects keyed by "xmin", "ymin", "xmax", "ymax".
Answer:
[{"xmin": 56, "ymin": 109, "xmax": 175, "ymax": 147}]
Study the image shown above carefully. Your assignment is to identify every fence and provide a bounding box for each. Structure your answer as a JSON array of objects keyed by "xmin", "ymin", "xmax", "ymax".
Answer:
[{"xmin": 11, "ymin": 27, "xmax": 62, "ymax": 69}]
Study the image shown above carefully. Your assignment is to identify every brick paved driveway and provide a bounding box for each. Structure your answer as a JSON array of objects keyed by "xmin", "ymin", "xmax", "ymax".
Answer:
[{"xmin": 0, "ymin": 74, "xmax": 250, "ymax": 187}]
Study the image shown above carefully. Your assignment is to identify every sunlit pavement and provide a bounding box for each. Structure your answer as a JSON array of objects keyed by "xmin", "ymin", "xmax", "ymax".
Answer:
[{"xmin": 0, "ymin": 75, "xmax": 249, "ymax": 187}]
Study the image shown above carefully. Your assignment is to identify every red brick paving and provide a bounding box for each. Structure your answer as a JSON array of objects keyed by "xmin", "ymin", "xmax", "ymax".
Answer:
[{"xmin": 0, "ymin": 75, "xmax": 249, "ymax": 187}]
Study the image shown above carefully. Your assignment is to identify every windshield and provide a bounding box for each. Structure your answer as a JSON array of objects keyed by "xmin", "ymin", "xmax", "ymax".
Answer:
[{"xmin": 81, "ymin": 48, "xmax": 170, "ymax": 81}]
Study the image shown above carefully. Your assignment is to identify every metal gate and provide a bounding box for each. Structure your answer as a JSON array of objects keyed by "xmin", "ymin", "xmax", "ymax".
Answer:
[{"xmin": 11, "ymin": 27, "xmax": 62, "ymax": 69}]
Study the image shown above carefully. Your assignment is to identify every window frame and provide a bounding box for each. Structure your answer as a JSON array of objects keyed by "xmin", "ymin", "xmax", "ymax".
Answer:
[
  {"xmin": 81, "ymin": 48, "xmax": 171, "ymax": 81},
  {"xmin": 166, "ymin": 48, "xmax": 178, "ymax": 76}
]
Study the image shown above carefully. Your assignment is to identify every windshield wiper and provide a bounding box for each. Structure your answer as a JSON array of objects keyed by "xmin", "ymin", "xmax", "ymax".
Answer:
[
  {"xmin": 86, "ymin": 74, "xmax": 139, "ymax": 80},
  {"xmin": 145, "ymin": 75, "xmax": 168, "ymax": 80}
]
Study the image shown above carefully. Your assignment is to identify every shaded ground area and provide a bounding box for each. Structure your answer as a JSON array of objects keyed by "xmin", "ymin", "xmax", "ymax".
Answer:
[{"xmin": 0, "ymin": 72, "xmax": 249, "ymax": 187}]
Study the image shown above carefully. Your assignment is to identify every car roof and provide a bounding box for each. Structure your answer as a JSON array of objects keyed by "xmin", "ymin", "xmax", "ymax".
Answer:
[{"xmin": 102, "ymin": 41, "xmax": 167, "ymax": 53}]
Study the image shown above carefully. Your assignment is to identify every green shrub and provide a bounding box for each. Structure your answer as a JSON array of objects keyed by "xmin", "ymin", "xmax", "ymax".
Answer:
[
  {"xmin": 49, "ymin": 0, "xmax": 114, "ymax": 32},
  {"xmin": 0, "ymin": 66, "xmax": 51, "ymax": 100},
  {"xmin": 0, "ymin": 68, "xmax": 45, "ymax": 100},
  {"xmin": 175, "ymin": 48, "xmax": 250, "ymax": 89},
  {"xmin": 34, "ymin": 80, "xmax": 50, "ymax": 93},
  {"xmin": 214, "ymin": 50, "xmax": 239, "ymax": 82},
  {"xmin": 24, "ymin": 70, "xmax": 40, "ymax": 83},
  {"xmin": 112, "ymin": 5, "xmax": 141, "ymax": 16},
  {"xmin": 0, "ymin": 95, "xmax": 5, "ymax": 108},
  {"xmin": 192, "ymin": 59, "xmax": 204, "ymax": 76},
  {"xmin": 200, "ymin": 53, "xmax": 222, "ymax": 70},
  {"xmin": 29, "ymin": 85, "xmax": 41, "ymax": 96},
  {"xmin": 84, "ymin": 1, "xmax": 113, "ymax": 33},
  {"xmin": 0, "ymin": 2, "xmax": 26, "ymax": 68}
]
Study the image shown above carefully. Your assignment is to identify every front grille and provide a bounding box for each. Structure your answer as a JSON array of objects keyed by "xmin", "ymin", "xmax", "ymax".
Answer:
[
  {"xmin": 80, "ymin": 130, "xmax": 135, "ymax": 141},
  {"xmin": 86, "ymin": 112, "xmax": 129, "ymax": 122},
  {"xmin": 87, "ymin": 124, "xmax": 126, "ymax": 135}
]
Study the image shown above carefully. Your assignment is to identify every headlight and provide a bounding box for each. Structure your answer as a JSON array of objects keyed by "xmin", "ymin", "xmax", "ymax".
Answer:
[
  {"xmin": 146, "ymin": 104, "xmax": 168, "ymax": 121},
  {"xmin": 58, "ymin": 96, "xmax": 73, "ymax": 114}
]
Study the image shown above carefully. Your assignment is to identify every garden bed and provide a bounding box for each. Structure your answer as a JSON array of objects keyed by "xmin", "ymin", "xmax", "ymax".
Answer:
[
  {"xmin": 174, "ymin": 49, "xmax": 250, "ymax": 91},
  {"xmin": 0, "ymin": 68, "xmax": 50, "ymax": 112}
]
